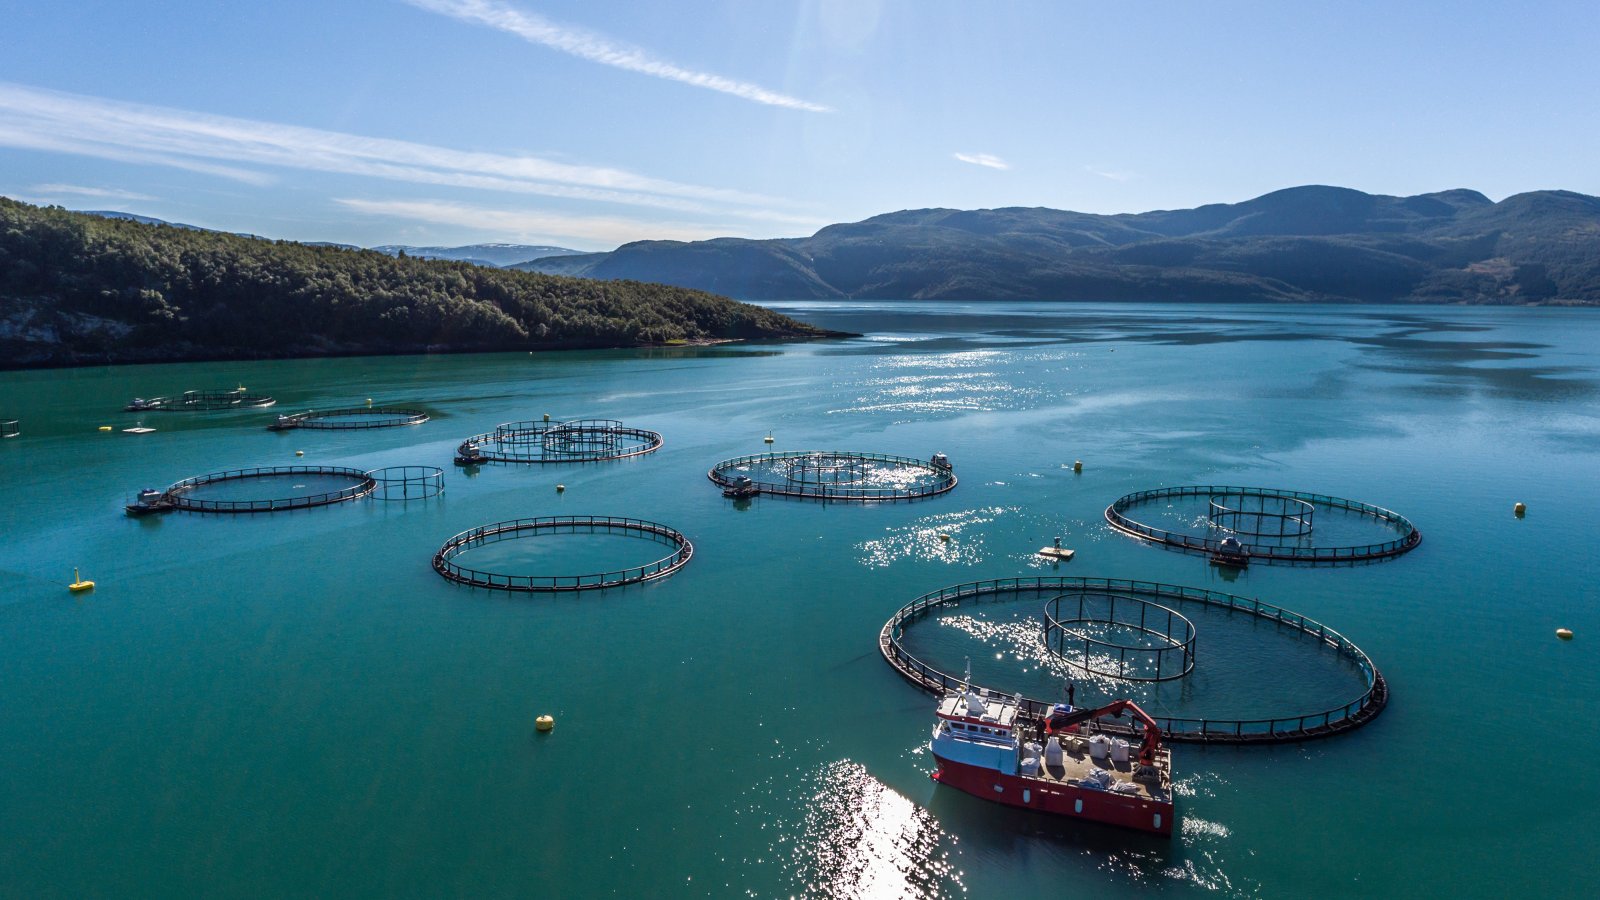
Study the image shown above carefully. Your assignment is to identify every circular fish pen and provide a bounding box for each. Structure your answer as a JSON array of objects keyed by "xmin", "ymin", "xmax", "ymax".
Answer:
[
  {"xmin": 432, "ymin": 515, "xmax": 692, "ymax": 591},
  {"xmin": 455, "ymin": 419, "xmax": 662, "ymax": 465},
  {"xmin": 368, "ymin": 466, "xmax": 445, "ymax": 501},
  {"xmin": 1105, "ymin": 486, "xmax": 1420, "ymax": 565},
  {"xmin": 268, "ymin": 407, "xmax": 429, "ymax": 430},
  {"xmin": 707, "ymin": 451, "xmax": 957, "ymax": 501},
  {"xmin": 880, "ymin": 576, "xmax": 1386, "ymax": 744},
  {"xmin": 1042, "ymin": 592, "xmax": 1197, "ymax": 682},
  {"xmin": 125, "ymin": 389, "xmax": 276, "ymax": 412},
  {"xmin": 162, "ymin": 465, "xmax": 376, "ymax": 513}
]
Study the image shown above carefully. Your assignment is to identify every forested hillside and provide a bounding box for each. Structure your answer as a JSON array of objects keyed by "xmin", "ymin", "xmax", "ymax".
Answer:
[{"xmin": 0, "ymin": 198, "xmax": 829, "ymax": 368}]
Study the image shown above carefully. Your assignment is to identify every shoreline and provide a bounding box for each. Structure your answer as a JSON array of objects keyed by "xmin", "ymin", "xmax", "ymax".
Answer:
[{"xmin": 0, "ymin": 329, "xmax": 859, "ymax": 373}]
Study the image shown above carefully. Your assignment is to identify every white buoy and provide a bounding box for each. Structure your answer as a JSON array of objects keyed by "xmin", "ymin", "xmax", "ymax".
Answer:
[
  {"xmin": 1073, "ymin": 460, "xmax": 1083, "ymax": 473},
  {"xmin": 535, "ymin": 714, "xmax": 555, "ymax": 732},
  {"xmin": 1557, "ymin": 628, "xmax": 1574, "ymax": 640},
  {"xmin": 295, "ymin": 450, "xmax": 304, "ymax": 457},
  {"xmin": 556, "ymin": 484, "xmax": 565, "ymax": 493},
  {"xmin": 1514, "ymin": 502, "xmax": 1526, "ymax": 517}
]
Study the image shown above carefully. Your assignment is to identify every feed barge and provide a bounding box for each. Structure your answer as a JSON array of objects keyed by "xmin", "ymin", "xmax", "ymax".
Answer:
[{"xmin": 928, "ymin": 685, "xmax": 1174, "ymax": 836}]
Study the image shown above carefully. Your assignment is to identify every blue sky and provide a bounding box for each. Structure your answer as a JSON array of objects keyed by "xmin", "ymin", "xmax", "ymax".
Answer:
[{"xmin": 2, "ymin": 0, "xmax": 1596, "ymax": 250}]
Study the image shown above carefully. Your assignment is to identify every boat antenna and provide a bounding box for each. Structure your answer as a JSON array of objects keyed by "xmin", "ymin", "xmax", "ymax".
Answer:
[{"xmin": 963, "ymin": 657, "xmax": 971, "ymax": 691}]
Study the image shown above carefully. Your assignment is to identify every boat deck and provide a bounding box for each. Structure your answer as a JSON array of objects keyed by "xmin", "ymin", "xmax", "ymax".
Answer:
[{"xmin": 1022, "ymin": 736, "xmax": 1172, "ymax": 803}]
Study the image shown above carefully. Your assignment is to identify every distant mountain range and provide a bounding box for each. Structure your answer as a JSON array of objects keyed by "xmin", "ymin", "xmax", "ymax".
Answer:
[
  {"xmin": 371, "ymin": 243, "xmax": 586, "ymax": 267},
  {"xmin": 74, "ymin": 211, "xmax": 581, "ymax": 268},
  {"xmin": 514, "ymin": 186, "xmax": 1600, "ymax": 304}
]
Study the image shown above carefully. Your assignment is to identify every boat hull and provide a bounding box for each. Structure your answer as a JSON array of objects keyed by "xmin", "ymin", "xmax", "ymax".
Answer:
[{"xmin": 931, "ymin": 753, "xmax": 1173, "ymax": 837}]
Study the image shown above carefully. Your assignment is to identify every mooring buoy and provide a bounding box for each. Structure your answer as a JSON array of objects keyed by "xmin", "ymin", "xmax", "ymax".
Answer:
[
  {"xmin": 68, "ymin": 568, "xmax": 94, "ymax": 593},
  {"xmin": 1073, "ymin": 460, "xmax": 1083, "ymax": 473},
  {"xmin": 295, "ymin": 450, "xmax": 304, "ymax": 457},
  {"xmin": 535, "ymin": 714, "xmax": 555, "ymax": 732},
  {"xmin": 1514, "ymin": 502, "xmax": 1526, "ymax": 517},
  {"xmin": 1557, "ymin": 628, "xmax": 1574, "ymax": 640},
  {"xmin": 556, "ymin": 484, "xmax": 565, "ymax": 493}
]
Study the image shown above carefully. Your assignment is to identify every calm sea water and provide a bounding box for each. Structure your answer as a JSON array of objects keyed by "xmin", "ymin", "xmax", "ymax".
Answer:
[{"xmin": 1, "ymin": 302, "xmax": 1596, "ymax": 898}]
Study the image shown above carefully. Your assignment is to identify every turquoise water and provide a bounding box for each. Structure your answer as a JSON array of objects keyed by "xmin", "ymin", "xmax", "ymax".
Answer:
[{"xmin": 1, "ymin": 302, "xmax": 1597, "ymax": 898}]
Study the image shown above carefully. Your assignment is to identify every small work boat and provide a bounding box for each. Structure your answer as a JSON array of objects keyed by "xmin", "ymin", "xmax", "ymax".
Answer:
[
  {"xmin": 928, "ymin": 678, "xmax": 1175, "ymax": 836},
  {"xmin": 124, "ymin": 488, "xmax": 174, "ymax": 516},
  {"xmin": 454, "ymin": 442, "xmax": 486, "ymax": 466},
  {"xmin": 1209, "ymin": 536, "xmax": 1250, "ymax": 568},
  {"xmin": 721, "ymin": 475, "xmax": 759, "ymax": 499}
]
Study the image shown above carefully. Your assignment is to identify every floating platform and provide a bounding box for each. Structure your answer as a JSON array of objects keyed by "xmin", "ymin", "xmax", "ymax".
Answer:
[
  {"xmin": 1037, "ymin": 547, "xmax": 1076, "ymax": 560},
  {"xmin": 880, "ymin": 576, "xmax": 1388, "ymax": 745},
  {"xmin": 708, "ymin": 450, "xmax": 957, "ymax": 502},
  {"xmin": 268, "ymin": 407, "xmax": 429, "ymax": 431},
  {"xmin": 1105, "ymin": 485, "xmax": 1422, "ymax": 566},
  {"xmin": 433, "ymin": 515, "xmax": 693, "ymax": 592},
  {"xmin": 455, "ymin": 418, "xmax": 662, "ymax": 465},
  {"xmin": 125, "ymin": 388, "xmax": 275, "ymax": 412},
  {"xmin": 122, "ymin": 426, "xmax": 156, "ymax": 434}
]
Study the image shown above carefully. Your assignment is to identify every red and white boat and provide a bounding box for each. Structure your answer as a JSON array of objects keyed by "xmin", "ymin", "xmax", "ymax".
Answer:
[{"xmin": 928, "ymin": 683, "xmax": 1175, "ymax": 836}]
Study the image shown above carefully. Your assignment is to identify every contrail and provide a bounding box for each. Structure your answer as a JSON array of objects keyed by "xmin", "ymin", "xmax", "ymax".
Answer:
[{"xmin": 405, "ymin": 0, "xmax": 831, "ymax": 112}]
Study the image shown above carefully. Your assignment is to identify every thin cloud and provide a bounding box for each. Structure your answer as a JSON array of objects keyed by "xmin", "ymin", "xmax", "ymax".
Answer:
[
  {"xmin": 954, "ymin": 152, "xmax": 1009, "ymax": 171},
  {"xmin": 405, "ymin": 0, "xmax": 830, "ymax": 113},
  {"xmin": 0, "ymin": 124, "xmax": 272, "ymax": 185},
  {"xmin": 29, "ymin": 183, "xmax": 156, "ymax": 202},
  {"xmin": 0, "ymin": 82, "xmax": 810, "ymax": 224},
  {"xmin": 336, "ymin": 197, "xmax": 756, "ymax": 248},
  {"xmin": 1085, "ymin": 165, "xmax": 1134, "ymax": 182}
]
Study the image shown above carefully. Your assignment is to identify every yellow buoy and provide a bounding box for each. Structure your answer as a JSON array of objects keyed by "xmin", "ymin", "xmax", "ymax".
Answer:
[
  {"xmin": 556, "ymin": 484, "xmax": 565, "ymax": 493},
  {"xmin": 1073, "ymin": 460, "xmax": 1083, "ymax": 473},
  {"xmin": 535, "ymin": 714, "xmax": 555, "ymax": 732},
  {"xmin": 68, "ymin": 568, "xmax": 94, "ymax": 593},
  {"xmin": 295, "ymin": 450, "xmax": 304, "ymax": 457},
  {"xmin": 98, "ymin": 425, "xmax": 112, "ymax": 432},
  {"xmin": 1514, "ymin": 502, "xmax": 1526, "ymax": 517},
  {"xmin": 1557, "ymin": 628, "xmax": 1574, "ymax": 640}
]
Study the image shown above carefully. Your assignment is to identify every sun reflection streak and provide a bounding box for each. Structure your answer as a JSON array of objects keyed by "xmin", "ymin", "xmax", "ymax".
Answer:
[
  {"xmin": 855, "ymin": 508, "xmax": 1013, "ymax": 568},
  {"xmin": 789, "ymin": 761, "xmax": 965, "ymax": 899}
]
